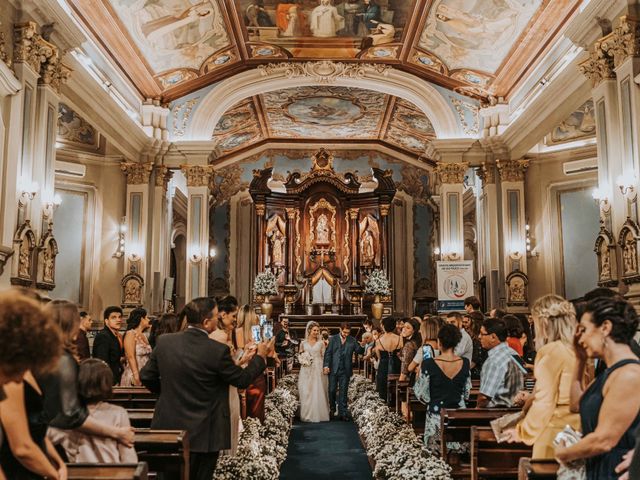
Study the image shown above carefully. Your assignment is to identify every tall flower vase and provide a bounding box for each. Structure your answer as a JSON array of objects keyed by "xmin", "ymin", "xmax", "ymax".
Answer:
[
  {"xmin": 371, "ymin": 294, "xmax": 384, "ymax": 322},
  {"xmin": 256, "ymin": 295, "xmax": 273, "ymax": 319}
]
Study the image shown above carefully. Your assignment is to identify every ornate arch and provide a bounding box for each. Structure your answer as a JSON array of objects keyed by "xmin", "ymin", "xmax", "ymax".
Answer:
[
  {"xmin": 37, "ymin": 227, "xmax": 59, "ymax": 290},
  {"xmin": 121, "ymin": 267, "xmax": 144, "ymax": 307},
  {"xmin": 618, "ymin": 219, "xmax": 640, "ymax": 283},
  {"xmin": 186, "ymin": 64, "xmax": 462, "ymax": 141},
  {"xmin": 11, "ymin": 221, "xmax": 37, "ymax": 286},
  {"xmin": 594, "ymin": 226, "xmax": 617, "ymax": 287},
  {"xmin": 506, "ymin": 270, "xmax": 528, "ymax": 307}
]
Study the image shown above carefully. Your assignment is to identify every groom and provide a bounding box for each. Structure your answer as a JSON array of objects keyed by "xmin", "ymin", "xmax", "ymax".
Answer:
[{"xmin": 323, "ymin": 322, "xmax": 365, "ymax": 420}]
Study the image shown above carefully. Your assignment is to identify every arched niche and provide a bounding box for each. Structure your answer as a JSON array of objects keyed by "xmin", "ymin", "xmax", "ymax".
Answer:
[
  {"xmin": 37, "ymin": 227, "xmax": 58, "ymax": 290},
  {"xmin": 594, "ymin": 227, "xmax": 617, "ymax": 287},
  {"xmin": 11, "ymin": 221, "xmax": 37, "ymax": 286},
  {"xmin": 618, "ymin": 219, "xmax": 640, "ymax": 283},
  {"xmin": 186, "ymin": 66, "xmax": 462, "ymax": 141}
]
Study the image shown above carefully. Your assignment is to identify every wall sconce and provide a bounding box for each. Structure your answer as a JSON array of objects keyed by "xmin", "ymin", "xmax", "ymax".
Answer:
[
  {"xmin": 433, "ymin": 246, "xmax": 441, "ymax": 258},
  {"xmin": 525, "ymin": 223, "xmax": 540, "ymax": 258},
  {"xmin": 18, "ymin": 179, "xmax": 39, "ymax": 206},
  {"xmin": 189, "ymin": 246, "xmax": 203, "ymax": 264},
  {"xmin": 42, "ymin": 193, "xmax": 62, "ymax": 218},
  {"xmin": 128, "ymin": 246, "xmax": 142, "ymax": 262},
  {"xmin": 208, "ymin": 247, "xmax": 217, "ymax": 261},
  {"xmin": 617, "ymin": 174, "xmax": 637, "ymax": 196},
  {"xmin": 113, "ymin": 217, "xmax": 127, "ymax": 258}
]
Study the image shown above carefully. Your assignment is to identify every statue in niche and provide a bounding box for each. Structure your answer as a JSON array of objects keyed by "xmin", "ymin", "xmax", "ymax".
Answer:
[
  {"xmin": 316, "ymin": 213, "xmax": 330, "ymax": 245},
  {"xmin": 623, "ymin": 232, "xmax": 638, "ymax": 274},
  {"xmin": 599, "ymin": 243, "xmax": 611, "ymax": 280},
  {"xmin": 18, "ymin": 240, "xmax": 31, "ymax": 278},
  {"xmin": 361, "ymin": 229, "xmax": 375, "ymax": 266},
  {"xmin": 43, "ymin": 246, "xmax": 55, "ymax": 283},
  {"xmin": 509, "ymin": 276, "xmax": 526, "ymax": 303},
  {"xmin": 124, "ymin": 278, "xmax": 142, "ymax": 305},
  {"xmin": 271, "ymin": 229, "xmax": 285, "ymax": 266}
]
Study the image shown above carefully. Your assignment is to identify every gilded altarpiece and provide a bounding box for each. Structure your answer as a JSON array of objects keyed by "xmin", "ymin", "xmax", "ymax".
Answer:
[{"xmin": 249, "ymin": 148, "xmax": 396, "ymax": 315}]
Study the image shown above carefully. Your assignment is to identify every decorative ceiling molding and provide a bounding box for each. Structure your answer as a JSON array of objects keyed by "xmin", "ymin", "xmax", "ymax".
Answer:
[
  {"xmin": 186, "ymin": 64, "xmax": 461, "ymax": 141},
  {"xmin": 257, "ymin": 61, "xmax": 391, "ymax": 83}
]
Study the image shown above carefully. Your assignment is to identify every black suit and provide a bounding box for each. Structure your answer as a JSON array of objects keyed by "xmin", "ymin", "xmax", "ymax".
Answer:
[
  {"xmin": 92, "ymin": 327, "xmax": 123, "ymax": 385},
  {"xmin": 140, "ymin": 327, "xmax": 266, "ymax": 480}
]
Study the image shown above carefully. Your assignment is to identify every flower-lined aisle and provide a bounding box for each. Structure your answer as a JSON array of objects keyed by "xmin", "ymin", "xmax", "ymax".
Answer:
[
  {"xmin": 214, "ymin": 374, "xmax": 299, "ymax": 479},
  {"xmin": 349, "ymin": 375, "xmax": 453, "ymax": 480}
]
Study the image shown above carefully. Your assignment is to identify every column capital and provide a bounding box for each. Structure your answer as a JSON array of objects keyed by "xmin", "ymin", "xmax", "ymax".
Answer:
[
  {"xmin": 286, "ymin": 207, "xmax": 298, "ymax": 220},
  {"xmin": 600, "ymin": 15, "xmax": 640, "ymax": 68},
  {"xmin": 478, "ymin": 162, "xmax": 496, "ymax": 184},
  {"xmin": 39, "ymin": 49, "xmax": 72, "ymax": 93},
  {"xmin": 255, "ymin": 203, "xmax": 266, "ymax": 216},
  {"xmin": 379, "ymin": 204, "xmax": 390, "ymax": 217},
  {"xmin": 154, "ymin": 165, "xmax": 174, "ymax": 192},
  {"xmin": 579, "ymin": 36, "xmax": 616, "ymax": 87},
  {"xmin": 0, "ymin": 30, "xmax": 10, "ymax": 68},
  {"xmin": 348, "ymin": 208, "xmax": 359, "ymax": 220},
  {"xmin": 121, "ymin": 161, "xmax": 154, "ymax": 185},
  {"xmin": 181, "ymin": 164, "xmax": 214, "ymax": 187},
  {"xmin": 436, "ymin": 162, "xmax": 468, "ymax": 184},
  {"xmin": 13, "ymin": 22, "xmax": 42, "ymax": 73},
  {"xmin": 497, "ymin": 159, "xmax": 529, "ymax": 183}
]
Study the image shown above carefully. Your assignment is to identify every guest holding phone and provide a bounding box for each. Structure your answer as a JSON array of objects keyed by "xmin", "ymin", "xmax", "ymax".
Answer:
[{"xmin": 275, "ymin": 318, "xmax": 298, "ymax": 372}]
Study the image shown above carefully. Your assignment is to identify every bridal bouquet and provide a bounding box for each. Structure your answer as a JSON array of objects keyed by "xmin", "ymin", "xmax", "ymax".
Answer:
[{"xmin": 297, "ymin": 351, "xmax": 313, "ymax": 367}]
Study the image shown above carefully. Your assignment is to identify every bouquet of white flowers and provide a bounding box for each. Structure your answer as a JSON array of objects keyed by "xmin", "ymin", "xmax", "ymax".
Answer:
[
  {"xmin": 364, "ymin": 269, "xmax": 390, "ymax": 296},
  {"xmin": 297, "ymin": 351, "xmax": 313, "ymax": 367},
  {"xmin": 254, "ymin": 271, "xmax": 278, "ymax": 296}
]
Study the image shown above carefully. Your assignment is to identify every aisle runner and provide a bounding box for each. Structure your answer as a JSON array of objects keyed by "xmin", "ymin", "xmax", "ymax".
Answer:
[{"xmin": 279, "ymin": 420, "xmax": 372, "ymax": 480}]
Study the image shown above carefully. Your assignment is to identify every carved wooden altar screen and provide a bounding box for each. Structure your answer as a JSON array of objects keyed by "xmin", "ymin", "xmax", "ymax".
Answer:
[{"xmin": 249, "ymin": 149, "xmax": 396, "ymax": 315}]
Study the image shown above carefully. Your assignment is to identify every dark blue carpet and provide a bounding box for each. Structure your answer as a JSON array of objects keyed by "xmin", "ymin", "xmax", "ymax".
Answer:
[{"xmin": 279, "ymin": 420, "xmax": 372, "ymax": 479}]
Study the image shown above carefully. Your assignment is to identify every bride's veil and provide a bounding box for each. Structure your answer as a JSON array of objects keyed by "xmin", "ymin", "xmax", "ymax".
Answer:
[{"xmin": 304, "ymin": 320, "xmax": 319, "ymax": 342}]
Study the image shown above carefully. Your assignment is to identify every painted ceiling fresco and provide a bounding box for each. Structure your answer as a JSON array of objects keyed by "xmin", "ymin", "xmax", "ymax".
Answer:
[
  {"xmin": 210, "ymin": 87, "xmax": 436, "ymax": 157},
  {"xmin": 68, "ymin": 0, "xmax": 580, "ymax": 100},
  {"xmin": 545, "ymin": 99, "xmax": 596, "ymax": 146}
]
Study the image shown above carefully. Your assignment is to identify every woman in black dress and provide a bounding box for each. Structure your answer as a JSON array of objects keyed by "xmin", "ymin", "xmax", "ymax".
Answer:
[
  {"xmin": 555, "ymin": 297, "xmax": 640, "ymax": 480},
  {"xmin": 374, "ymin": 316, "xmax": 402, "ymax": 401}
]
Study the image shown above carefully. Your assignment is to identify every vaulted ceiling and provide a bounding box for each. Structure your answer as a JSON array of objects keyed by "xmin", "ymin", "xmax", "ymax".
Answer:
[
  {"xmin": 210, "ymin": 86, "xmax": 437, "ymax": 157},
  {"xmin": 68, "ymin": 0, "xmax": 581, "ymax": 103}
]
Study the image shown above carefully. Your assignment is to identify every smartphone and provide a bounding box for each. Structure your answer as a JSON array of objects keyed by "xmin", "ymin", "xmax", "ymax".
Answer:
[
  {"xmin": 422, "ymin": 345, "xmax": 433, "ymax": 360},
  {"xmin": 263, "ymin": 322, "xmax": 274, "ymax": 340},
  {"xmin": 251, "ymin": 325, "xmax": 262, "ymax": 343},
  {"xmin": 259, "ymin": 314, "xmax": 267, "ymax": 327}
]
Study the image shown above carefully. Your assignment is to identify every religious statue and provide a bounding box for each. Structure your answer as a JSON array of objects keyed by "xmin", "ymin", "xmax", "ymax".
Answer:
[
  {"xmin": 271, "ymin": 229, "xmax": 285, "ymax": 266},
  {"xmin": 43, "ymin": 246, "xmax": 55, "ymax": 283},
  {"xmin": 18, "ymin": 239, "xmax": 31, "ymax": 278},
  {"xmin": 310, "ymin": 0, "xmax": 344, "ymax": 38},
  {"xmin": 124, "ymin": 278, "xmax": 142, "ymax": 305},
  {"xmin": 316, "ymin": 213, "xmax": 330, "ymax": 244},
  {"xmin": 509, "ymin": 276, "xmax": 526, "ymax": 303},
  {"xmin": 623, "ymin": 232, "xmax": 638, "ymax": 275},
  {"xmin": 360, "ymin": 229, "xmax": 375, "ymax": 266},
  {"xmin": 281, "ymin": 5, "xmax": 302, "ymax": 36},
  {"xmin": 599, "ymin": 243, "xmax": 611, "ymax": 280}
]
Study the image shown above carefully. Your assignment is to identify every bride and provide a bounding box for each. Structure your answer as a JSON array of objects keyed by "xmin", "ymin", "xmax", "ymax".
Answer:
[{"xmin": 298, "ymin": 321, "xmax": 330, "ymax": 422}]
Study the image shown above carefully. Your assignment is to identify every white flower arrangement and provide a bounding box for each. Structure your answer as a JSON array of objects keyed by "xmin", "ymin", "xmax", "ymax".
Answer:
[
  {"xmin": 363, "ymin": 269, "xmax": 391, "ymax": 296},
  {"xmin": 297, "ymin": 351, "xmax": 313, "ymax": 367},
  {"xmin": 348, "ymin": 375, "xmax": 453, "ymax": 480},
  {"xmin": 214, "ymin": 374, "xmax": 299, "ymax": 480},
  {"xmin": 254, "ymin": 270, "xmax": 278, "ymax": 296}
]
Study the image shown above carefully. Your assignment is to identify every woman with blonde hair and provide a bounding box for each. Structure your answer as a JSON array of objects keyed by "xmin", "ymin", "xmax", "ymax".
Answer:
[
  {"xmin": 235, "ymin": 304, "xmax": 267, "ymax": 421},
  {"xmin": 503, "ymin": 294, "xmax": 580, "ymax": 458}
]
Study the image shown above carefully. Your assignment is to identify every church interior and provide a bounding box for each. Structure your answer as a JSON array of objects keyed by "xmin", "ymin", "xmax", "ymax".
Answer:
[{"xmin": 1, "ymin": 0, "xmax": 640, "ymax": 479}]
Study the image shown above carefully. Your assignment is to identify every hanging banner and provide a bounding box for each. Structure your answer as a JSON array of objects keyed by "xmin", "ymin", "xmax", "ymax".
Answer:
[{"xmin": 436, "ymin": 260, "xmax": 474, "ymax": 312}]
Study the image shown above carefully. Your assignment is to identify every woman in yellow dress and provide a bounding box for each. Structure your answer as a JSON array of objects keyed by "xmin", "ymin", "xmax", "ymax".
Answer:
[{"xmin": 502, "ymin": 294, "xmax": 581, "ymax": 459}]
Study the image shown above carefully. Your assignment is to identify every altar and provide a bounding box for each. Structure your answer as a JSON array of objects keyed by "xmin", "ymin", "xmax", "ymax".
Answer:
[{"xmin": 249, "ymin": 148, "xmax": 396, "ymax": 318}]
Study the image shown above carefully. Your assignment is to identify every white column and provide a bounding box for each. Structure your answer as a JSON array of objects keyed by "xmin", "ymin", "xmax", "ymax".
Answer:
[
  {"xmin": 149, "ymin": 165, "xmax": 173, "ymax": 312},
  {"xmin": 181, "ymin": 165, "xmax": 214, "ymax": 300},
  {"xmin": 477, "ymin": 163, "xmax": 502, "ymax": 309},
  {"xmin": 435, "ymin": 162, "xmax": 467, "ymax": 261}
]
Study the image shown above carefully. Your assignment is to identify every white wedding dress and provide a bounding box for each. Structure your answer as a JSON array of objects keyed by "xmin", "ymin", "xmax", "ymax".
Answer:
[{"xmin": 298, "ymin": 340, "xmax": 330, "ymax": 422}]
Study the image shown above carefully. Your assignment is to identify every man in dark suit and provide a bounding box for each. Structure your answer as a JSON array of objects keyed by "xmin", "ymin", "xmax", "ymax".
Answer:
[
  {"xmin": 140, "ymin": 297, "xmax": 272, "ymax": 480},
  {"xmin": 323, "ymin": 322, "xmax": 365, "ymax": 420},
  {"xmin": 75, "ymin": 311, "xmax": 92, "ymax": 361},
  {"xmin": 92, "ymin": 306, "xmax": 124, "ymax": 385}
]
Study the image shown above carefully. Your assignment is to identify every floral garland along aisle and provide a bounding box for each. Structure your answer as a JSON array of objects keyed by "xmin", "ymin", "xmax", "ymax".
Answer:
[
  {"xmin": 214, "ymin": 374, "xmax": 299, "ymax": 479},
  {"xmin": 349, "ymin": 375, "xmax": 453, "ymax": 480}
]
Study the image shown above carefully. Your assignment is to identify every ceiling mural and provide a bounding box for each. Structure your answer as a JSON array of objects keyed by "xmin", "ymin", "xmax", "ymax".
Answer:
[
  {"xmin": 238, "ymin": 0, "xmax": 414, "ymax": 59},
  {"xmin": 212, "ymin": 97, "xmax": 264, "ymax": 155},
  {"xmin": 417, "ymin": 0, "xmax": 541, "ymax": 74},
  {"xmin": 67, "ymin": 0, "xmax": 578, "ymax": 100},
  {"xmin": 545, "ymin": 99, "xmax": 596, "ymax": 146},
  {"xmin": 209, "ymin": 89, "xmax": 437, "ymax": 157},
  {"xmin": 262, "ymin": 86, "xmax": 386, "ymax": 138},
  {"xmin": 57, "ymin": 103, "xmax": 101, "ymax": 151}
]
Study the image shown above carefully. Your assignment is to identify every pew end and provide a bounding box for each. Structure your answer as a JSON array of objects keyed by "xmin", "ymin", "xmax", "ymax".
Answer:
[{"xmin": 67, "ymin": 462, "xmax": 148, "ymax": 479}]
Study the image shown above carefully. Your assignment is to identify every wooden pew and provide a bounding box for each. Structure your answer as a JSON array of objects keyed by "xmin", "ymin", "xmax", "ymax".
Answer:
[
  {"xmin": 518, "ymin": 458, "xmax": 558, "ymax": 480},
  {"xmin": 127, "ymin": 409, "xmax": 154, "ymax": 429},
  {"xmin": 111, "ymin": 387, "xmax": 157, "ymax": 410},
  {"xmin": 405, "ymin": 388, "xmax": 427, "ymax": 434},
  {"xmin": 135, "ymin": 430, "xmax": 189, "ymax": 480},
  {"xmin": 440, "ymin": 408, "xmax": 520, "ymax": 479},
  {"xmin": 386, "ymin": 374, "xmax": 400, "ymax": 407},
  {"xmin": 67, "ymin": 462, "xmax": 148, "ymax": 479},
  {"xmin": 395, "ymin": 379, "xmax": 410, "ymax": 414},
  {"xmin": 471, "ymin": 426, "xmax": 532, "ymax": 480}
]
